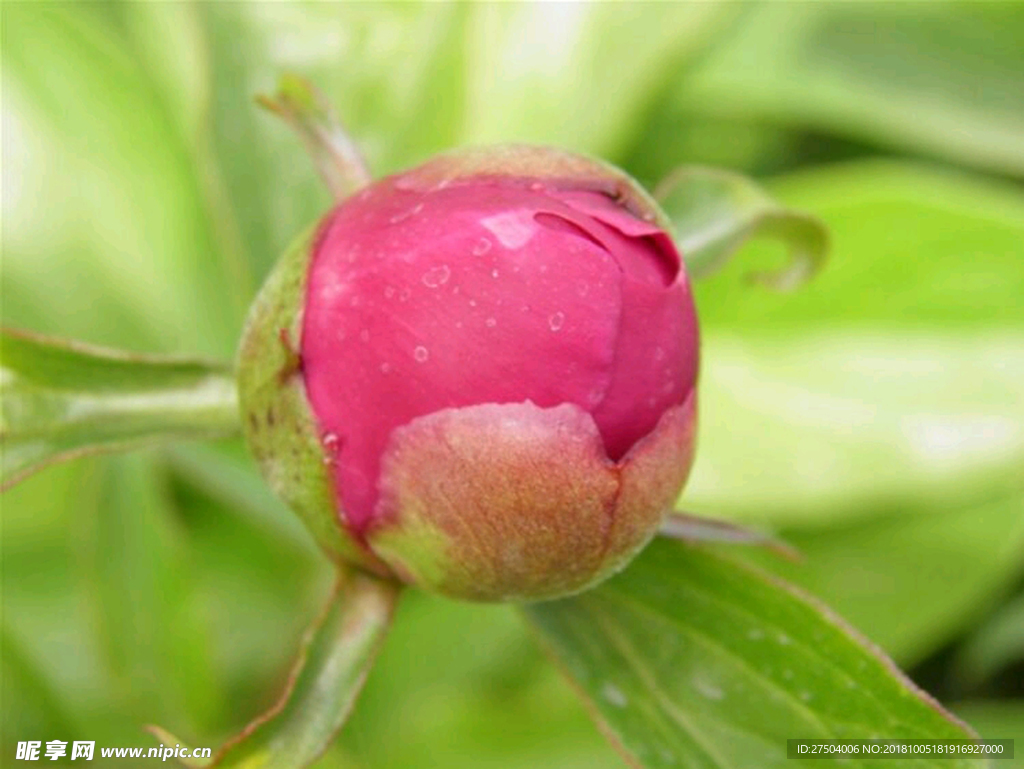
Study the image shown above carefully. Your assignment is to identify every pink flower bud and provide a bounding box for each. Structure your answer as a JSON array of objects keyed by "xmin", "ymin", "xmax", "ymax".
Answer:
[{"xmin": 238, "ymin": 146, "xmax": 698, "ymax": 601}]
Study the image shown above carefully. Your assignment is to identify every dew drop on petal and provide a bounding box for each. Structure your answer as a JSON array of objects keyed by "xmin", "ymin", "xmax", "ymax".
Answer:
[
  {"xmin": 491, "ymin": 268, "xmax": 499, "ymax": 279},
  {"xmin": 748, "ymin": 629, "xmax": 764, "ymax": 641},
  {"xmin": 321, "ymin": 432, "xmax": 340, "ymax": 464},
  {"xmin": 421, "ymin": 264, "xmax": 451, "ymax": 288},
  {"xmin": 472, "ymin": 237, "xmax": 492, "ymax": 256},
  {"xmin": 399, "ymin": 288, "xmax": 411, "ymax": 302},
  {"xmin": 485, "ymin": 318, "xmax": 497, "ymax": 328},
  {"xmin": 413, "ymin": 346, "xmax": 429, "ymax": 363},
  {"xmin": 384, "ymin": 286, "xmax": 396, "ymax": 299},
  {"xmin": 548, "ymin": 311, "xmax": 565, "ymax": 331},
  {"xmin": 777, "ymin": 633, "xmax": 791, "ymax": 645}
]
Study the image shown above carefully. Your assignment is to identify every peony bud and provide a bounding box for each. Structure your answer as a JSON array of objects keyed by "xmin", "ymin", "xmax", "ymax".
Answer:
[{"xmin": 238, "ymin": 146, "xmax": 698, "ymax": 601}]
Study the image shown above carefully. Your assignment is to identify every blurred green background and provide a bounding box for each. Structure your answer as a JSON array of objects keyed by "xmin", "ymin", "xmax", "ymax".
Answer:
[{"xmin": 3, "ymin": 3, "xmax": 1023, "ymax": 766}]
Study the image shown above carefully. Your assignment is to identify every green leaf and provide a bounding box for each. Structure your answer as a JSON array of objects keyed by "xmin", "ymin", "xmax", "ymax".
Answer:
[
  {"xmin": 680, "ymin": 3, "xmax": 1024, "ymax": 177},
  {"xmin": 747, "ymin": 491, "xmax": 1024, "ymax": 667},
  {"xmin": 687, "ymin": 332, "xmax": 1024, "ymax": 526},
  {"xmin": 658, "ymin": 166, "xmax": 828, "ymax": 288},
  {"xmin": 952, "ymin": 589, "xmax": 1024, "ymax": 691},
  {"xmin": 524, "ymin": 539, "xmax": 984, "ymax": 769},
  {"xmin": 87, "ymin": 454, "xmax": 221, "ymax": 732},
  {"xmin": 693, "ymin": 162, "xmax": 1024, "ymax": 332},
  {"xmin": 0, "ymin": 329, "xmax": 239, "ymax": 490},
  {"xmin": 2, "ymin": 4, "xmax": 246, "ymax": 356},
  {"xmin": 155, "ymin": 572, "xmax": 399, "ymax": 768},
  {"xmin": 953, "ymin": 702, "xmax": 1024, "ymax": 769}
]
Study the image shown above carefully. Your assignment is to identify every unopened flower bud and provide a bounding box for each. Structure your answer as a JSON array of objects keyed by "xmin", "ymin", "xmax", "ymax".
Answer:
[{"xmin": 238, "ymin": 146, "xmax": 699, "ymax": 601}]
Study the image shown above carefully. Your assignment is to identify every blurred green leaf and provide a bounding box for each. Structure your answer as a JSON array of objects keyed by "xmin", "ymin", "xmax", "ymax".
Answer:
[
  {"xmin": 181, "ymin": 572, "xmax": 398, "ymax": 769},
  {"xmin": 525, "ymin": 539, "xmax": 983, "ymax": 769},
  {"xmin": 657, "ymin": 166, "xmax": 827, "ymax": 288},
  {"xmin": 681, "ymin": 3, "xmax": 1024, "ymax": 176},
  {"xmin": 688, "ymin": 161, "xmax": 1024, "ymax": 522},
  {"xmin": 688, "ymin": 332, "xmax": 1024, "ymax": 526},
  {"xmin": 953, "ymin": 589, "xmax": 1024, "ymax": 691},
  {"xmin": 1, "ymin": 623, "xmax": 79, "ymax": 755},
  {"xmin": 953, "ymin": 702, "xmax": 1024, "ymax": 769},
  {"xmin": 87, "ymin": 454, "xmax": 221, "ymax": 734},
  {"xmin": 747, "ymin": 491, "xmax": 1024, "ymax": 667},
  {"xmin": 2, "ymin": 3, "xmax": 244, "ymax": 355},
  {"xmin": 459, "ymin": 4, "xmax": 736, "ymax": 159},
  {"xmin": 339, "ymin": 592, "xmax": 623, "ymax": 769},
  {"xmin": 694, "ymin": 162, "xmax": 1024, "ymax": 331},
  {"xmin": 0, "ymin": 329, "xmax": 239, "ymax": 490}
]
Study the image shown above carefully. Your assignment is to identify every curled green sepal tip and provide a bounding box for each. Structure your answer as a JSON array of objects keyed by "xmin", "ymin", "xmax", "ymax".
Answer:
[
  {"xmin": 656, "ymin": 166, "xmax": 829, "ymax": 290},
  {"xmin": 256, "ymin": 73, "xmax": 371, "ymax": 200}
]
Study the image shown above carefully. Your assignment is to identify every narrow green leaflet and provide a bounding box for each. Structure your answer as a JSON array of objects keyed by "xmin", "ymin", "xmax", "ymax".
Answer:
[
  {"xmin": 657, "ymin": 166, "xmax": 828, "ymax": 288},
  {"xmin": 151, "ymin": 572, "xmax": 399, "ymax": 768},
  {"xmin": 524, "ymin": 539, "xmax": 985, "ymax": 769},
  {"xmin": 0, "ymin": 328, "xmax": 239, "ymax": 490}
]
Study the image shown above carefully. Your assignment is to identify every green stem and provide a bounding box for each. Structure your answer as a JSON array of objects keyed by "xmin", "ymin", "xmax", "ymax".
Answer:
[{"xmin": 1, "ymin": 328, "xmax": 241, "ymax": 490}]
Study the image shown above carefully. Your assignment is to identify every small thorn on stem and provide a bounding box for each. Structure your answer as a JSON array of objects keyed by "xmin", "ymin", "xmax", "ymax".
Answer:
[{"xmin": 257, "ymin": 73, "xmax": 371, "ymax": 200}]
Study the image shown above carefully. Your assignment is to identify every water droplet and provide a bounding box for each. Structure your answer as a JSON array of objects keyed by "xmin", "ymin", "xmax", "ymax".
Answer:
[
  {"xmin": 602, "ymin": 683, "xmax": 628, "ymax": 708},
  {"xmin": 468, "ymin": 299, "xmax": 478, "ymax": 308},
  {"xmin": 321, "ymin": 433, "xmax": 340, "ymax": 464},
  {"xmin": 529, "ymin": 181, "xmax": 544, "ymax": 191},
  {"xmin": 588, "ymin": 388, "xmax": 604, "ymax": 405},
  {"xmin": 399, "ymin": 288, "xmax": 411, "ymax": 302},
  {"xmin": 777, "ymin": 633, "xmax": 791, "ymax": 645},
  {"xmin": 384, "ymin": 286, "xmax": 396, "ymax": 299},
  {"xmin": 359, "ymin": 329, "xmax": 370, "ymax": 343},
  {"xmin": 380, "ymin": 362, "xmax": 391, "ymax": 374},
  {"xmin": 485, "ymin": 318, "xmax": 497, "ymax": 328},
  {"xmin": 421, "ymin": 264, "xmax": 451, "ymax": 288},
  {"xmin": 747, "ymin": 628, "xmax": 764, "ymax": 641},
  {"xmin": 491, "ymin": 268, "xmax": 499, "ymax": 279},
  {"xmin": 389, "ymin": 202, "xmax": 423, "ymax": 224},
  {"xmin": 413, "ymin": 346, "xmax": 429, "ymax": 363},
  {"xmin": 548, "ymin": 311, "xmax": 565, "ymax": 331},
  {"xmin": 472, "ymin": 237, "xmax": 492, "ymax": 256},
  {"xmin": 692, "ymin": 676, "xmax": 724, "ymax": 701}
]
